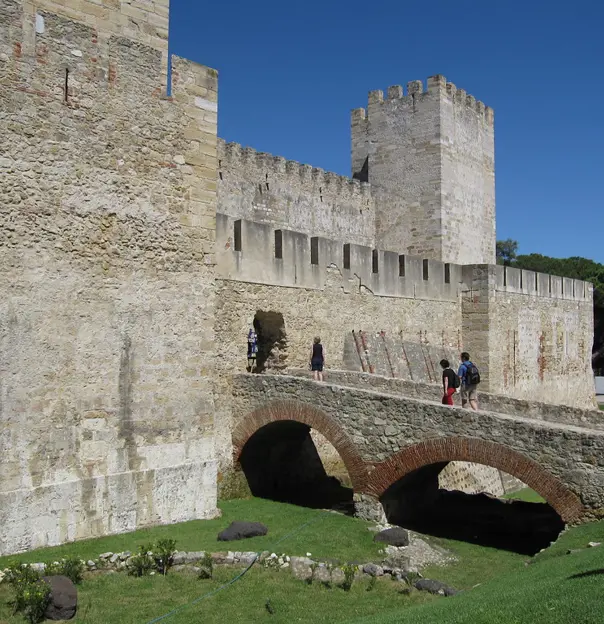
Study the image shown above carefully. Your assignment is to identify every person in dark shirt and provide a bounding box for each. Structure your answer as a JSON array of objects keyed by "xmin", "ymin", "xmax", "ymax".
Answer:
[
  {"xmin": 310, "ymin": 336, "xmax": 325, "ymax": 382},
  {"xmin": 458, "ymin": 351, "xmax": 479, "ymax": 411},
  {"xmin": 440, "ymin": 359, "xmax": 457, "ymax": 406}
]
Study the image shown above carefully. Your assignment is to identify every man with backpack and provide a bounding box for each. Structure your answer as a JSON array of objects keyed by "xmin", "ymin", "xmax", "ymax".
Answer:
[
  {"xmin": 458, "ymin": 352, "xmax": 480, "ymax": 411},
  {"xmin": 440, "ymin": 359, "xmax": 460, "ymax": 406}
]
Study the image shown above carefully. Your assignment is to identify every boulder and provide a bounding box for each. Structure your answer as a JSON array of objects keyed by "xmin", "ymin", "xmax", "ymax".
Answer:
[
  {"xmin": 42, "ymin": 575, "xmax": 77, "ymax": 620},
  {"xmin": 362, "ymin": 563, "xmax": 384, "ymax": 577},
  {"xmin": 331, "ymin": 567, "xmax": 346, "ymax": 585},
  {"xmin": 313, "ymin": 564, "xmax": 332, "ymax": 584},
  {"xmin": 373, "ymin": 527, "xmax": 410, "ymax": 547},
  {"xmin": 414, "ymin": 578, "xmax": 459, "ymax": 597},
  {"xmin": 217, "ymin": 521, "xmax": 268, "ymax": 542}
]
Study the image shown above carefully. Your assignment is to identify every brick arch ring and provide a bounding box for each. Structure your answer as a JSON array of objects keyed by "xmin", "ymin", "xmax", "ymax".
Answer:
[
  {"xmin": 232, "ymin": 400, "xmax": 369, "ymax": 491},
  {"xmin": 365, "ymin": 437, "xmax": 585, "ymax": 524}
]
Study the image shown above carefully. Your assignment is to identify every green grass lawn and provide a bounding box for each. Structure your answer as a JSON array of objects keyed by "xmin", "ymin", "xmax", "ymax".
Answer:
[
  {"xmin": 351, "ymin": 520, "xmax": 604, "ymax": 624},
  {"xmin": 502, "ymin": 487, "xmax": 545, "ymax": 503},
  {"xmin": 0, "ymin": 566, "xmax": 434, "ymax": 624},
  {"xmin": 1, "ymin": 497, "xmax": 602, "ymax": 624},
  {"xmin": 0, "ymin": 499, "xmax": 382, "ymax": 569}
]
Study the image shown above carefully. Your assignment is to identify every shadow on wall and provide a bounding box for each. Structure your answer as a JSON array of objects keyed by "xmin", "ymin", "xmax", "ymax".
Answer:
[
  {"xmin": 380, "ymin": 463, "xmax": 564, "ymax": 556},
  {"xmin": 253, "ymin": 311, "xmax": 288, "ymax": 373},
  {"xmin": 239, "ymin": 420, "xmax": 354, "ymax": 514}
]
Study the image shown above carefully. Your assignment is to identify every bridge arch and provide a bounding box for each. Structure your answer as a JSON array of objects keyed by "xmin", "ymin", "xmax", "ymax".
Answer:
[
  {"xmin": 366, "ymin": 437, "xmax": 585, "ymax": 524},
  {"xmin": 232, "ymin": 400, "xmax": 368, "ymax": 491}
]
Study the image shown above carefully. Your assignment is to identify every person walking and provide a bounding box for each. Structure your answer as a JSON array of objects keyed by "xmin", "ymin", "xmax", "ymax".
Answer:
[
  {"xmin": 440, "ymin": 359, "xmax": 459, "ymax": 405},
  {"xmin": 247, "ymin": 327, "xmax": 258, "ymax": 372},
  {"xmin": 310, "ymin": 336, "xmax": 325, "ymax": 382},
  {"xmin": 458, "ymin": 352, "xmax": 480, "ymax": 410}
]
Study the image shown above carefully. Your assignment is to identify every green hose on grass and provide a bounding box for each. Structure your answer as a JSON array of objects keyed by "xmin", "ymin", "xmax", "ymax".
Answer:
[{"xmin": 145, "ymin": 510, "xmax": 330, "ymax": 623}]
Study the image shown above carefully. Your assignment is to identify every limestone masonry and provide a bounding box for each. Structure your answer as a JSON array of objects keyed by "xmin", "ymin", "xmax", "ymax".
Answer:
[{"xmin": 0, "ymin": 0, "xmax": 598, "ymax": 556}]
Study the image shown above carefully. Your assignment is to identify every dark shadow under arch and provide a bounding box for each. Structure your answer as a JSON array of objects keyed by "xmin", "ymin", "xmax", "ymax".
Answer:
[
  {"xmin": 366, "ymin": 437, "xmax": 585, "ymax": 524},
  {"xmin": 232, "ymin": 400, "xmax": 369, "ymax": 507}
]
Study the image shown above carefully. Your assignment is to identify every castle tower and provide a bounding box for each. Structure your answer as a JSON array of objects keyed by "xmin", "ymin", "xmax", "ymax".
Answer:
[{"xmin": 351, "ymin": 75, "xmax": 495, "ymax": 265}]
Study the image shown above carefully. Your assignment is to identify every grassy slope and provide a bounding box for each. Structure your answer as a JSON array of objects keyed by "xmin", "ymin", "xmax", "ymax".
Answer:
[
  {"xmin": 0, "ymin": 499, "xmax": 382, "ymax": 568},
  {"xmin": 502, "ymin": 488, "xmax": 545, "ymax": 503},
  {"xmin": 0, "ymin": 567, "xmax": 436, "ymax": 624},
  {"xmin": 1, "ymin": 497, "xmax": 602, "ymax": 624},
  {"xmin": 352, "ymin": 520, "xmax": 604, "ymax": 624}
]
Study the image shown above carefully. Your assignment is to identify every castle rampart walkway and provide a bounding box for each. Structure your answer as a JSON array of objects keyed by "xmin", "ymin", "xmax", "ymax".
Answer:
[{"xmin": 231, "ymin": 374, "xmax": 604, "ymax": 524}]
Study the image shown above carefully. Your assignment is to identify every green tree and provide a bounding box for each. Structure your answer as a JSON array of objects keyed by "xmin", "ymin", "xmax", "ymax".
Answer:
[{"xmin": 496, "ymin": 239, "xmax": 518, "ymax": 266}]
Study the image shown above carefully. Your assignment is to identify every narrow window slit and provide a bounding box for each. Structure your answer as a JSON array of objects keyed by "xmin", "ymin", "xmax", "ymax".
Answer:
[
  {"xmin": 398, "ymin": 255, "xmax": 406, "ymax": 277},
  {"xmin": 274, "ymin": 230, "xmax": 283, "ymax": 259},
  {"xmin": 234, "ymin": 220, "xmax": 242, "ymax": 252},
  {"xmin": 310, "ymin": 237, "xmax": 319, "ymax": 265},
  {"xmin": 343, "ymin": 244, "xmax": 351, "ymax": 270}
]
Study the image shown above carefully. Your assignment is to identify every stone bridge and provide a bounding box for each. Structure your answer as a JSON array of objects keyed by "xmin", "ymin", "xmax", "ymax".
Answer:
[{"xmin": 230, "ymin": 373, "xmax": 604, "ymax": 524}]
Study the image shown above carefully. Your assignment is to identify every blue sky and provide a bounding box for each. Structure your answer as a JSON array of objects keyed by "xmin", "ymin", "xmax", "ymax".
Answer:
[{"xmin": 169, "ymin": 0, "xmax": 604, "ymax": 263}]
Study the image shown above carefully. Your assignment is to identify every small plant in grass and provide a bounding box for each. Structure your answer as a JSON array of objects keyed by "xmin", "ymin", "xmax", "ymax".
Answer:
[
  {"xmin": 367, "ymin": 574, "xmax": 377, "ymax": 592},
  {"xmin": 153, "ymin": 539, "xmax": 176, "ymax": 576},
  {"xmin": 198, "ymin": 552, "xmax": 213, "ymax": 580},
  {"xmin": 46, "ymin": 556, "xmax": 85, "ymax": 584},
  {"xmin": 20, "ymin": 580, "xmax": 51, "ymax": 624},
  {"xmin": 4, "ymin": 563, "xmax": 51, "ymax": 623},
  {"xmin": 341, "ymin": 564, "xmax": 357, "ymax": 592},
  {"xmin": 402, "ymin": 570, "xmax": 421, "ymax": 588},
  {"xmin": 126, "ymin": 544, "xmax": 154, "ymax": 577},
  {"xmin": 307, "ymin": 562, "xmax": 319, "ymax": 585}
]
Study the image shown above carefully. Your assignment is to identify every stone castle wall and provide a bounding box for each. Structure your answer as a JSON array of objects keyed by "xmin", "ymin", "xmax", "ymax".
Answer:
[
  {"xmin": 490, "ymin": 267, "xmax": 595, "ymax": 406},
  {"xmin": 218, "ymin": 140, "xmax": 377, "ymax": 247},
  {"xmin": 0, "ymin": 0, "xmax": 597, "ymax": 557},
  {"xmin": 0, "ymin": 0, "xmax": 219, "ymax": 555},
  {"xmin": 461, "ymin": 265, "xmax": 595, "ymax": 409}
]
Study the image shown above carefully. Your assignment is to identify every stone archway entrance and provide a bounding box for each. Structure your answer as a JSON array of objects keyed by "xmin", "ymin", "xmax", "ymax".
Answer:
[
  {"xmin": 232, "ymin": 400, "xmax": 368, "ymax": 510},
  {"xmin": 365, "ymin": 437, "xmax": 584, "ymax": 554}
]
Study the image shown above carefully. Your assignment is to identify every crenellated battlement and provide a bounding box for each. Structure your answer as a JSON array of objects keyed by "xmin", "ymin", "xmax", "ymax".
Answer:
[
  {"xmin": 219, "ymin": 139, "xmax": 371, "ymax": 201},
  {"xmin": 215, "ymin": 213, "xmax": 592, "ymax": 305},
  {"xmin": 354, "ymin": 75, "xmax": 493, "ymax": 126}
]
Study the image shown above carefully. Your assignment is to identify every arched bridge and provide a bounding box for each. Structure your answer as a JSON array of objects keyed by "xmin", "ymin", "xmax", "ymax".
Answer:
[{"xmin": 231, "ymin": 373, "xmax": 604, "ymax": 524}]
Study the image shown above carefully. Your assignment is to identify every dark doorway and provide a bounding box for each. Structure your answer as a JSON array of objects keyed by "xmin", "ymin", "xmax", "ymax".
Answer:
[
  {"xmin": 253, "ymin": 310, "xmax": 288, "ymax": 373},
  {"xmin": 380, "ymin": 463, "xmax": 564, "ymax": 555},
  {"xmin": 239, "ymin": 421, "xmax": 353, "ymax": 513}
]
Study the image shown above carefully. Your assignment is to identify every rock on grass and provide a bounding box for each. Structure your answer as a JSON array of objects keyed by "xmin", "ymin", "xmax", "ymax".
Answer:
[{"xmin": 217, "ymin": 521, "xmax": 268, "ymax": 542}]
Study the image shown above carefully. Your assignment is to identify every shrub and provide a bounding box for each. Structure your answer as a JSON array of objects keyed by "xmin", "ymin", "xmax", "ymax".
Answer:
[
  {"xmin": 126, "ymin": 544, "xmax": 155, "ymax": 577},
  {"xmin": 153, "ymin": 539, "xmax": 176, "ymax": 576},
  {"xmin": 4, "ymin": 563, "xmax": 43, "ymax": 613},
  {"xmin": 367, "ymin": 575, "xmax": 377, "ymax": 592},
  {"xmin": 341, "ymin": 564, "xmax": 357, "ymax": 592},
  {"xmin": 3, "ymin": 563, "xmax": 51, "ymax": 623},
  {"xmin": 403, "ymin": 570, "xmax": 421, "ymax": 588},
  {"xmin": 21, "ymin": 580, "xmax": 51, "ymax": 624},
  {"xmin": 198, "ymin": 552, "xmax": 213, "ymax": 580},
  {"xmin": 46, "ymin": 557, "xmax": 85, "ymax": 585},
  {"xmin": 307, "ymin": 562, "xmax": 319, "ymax": 585}
]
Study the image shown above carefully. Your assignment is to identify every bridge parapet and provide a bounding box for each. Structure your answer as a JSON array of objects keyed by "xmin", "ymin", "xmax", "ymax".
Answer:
[
  {"xmin": 231, "ymin": 373, "xmax": 604, "ymax": 523},
  {"xmin": 286, "ymin": 368, "xmax": 604, "ymax": 430}
]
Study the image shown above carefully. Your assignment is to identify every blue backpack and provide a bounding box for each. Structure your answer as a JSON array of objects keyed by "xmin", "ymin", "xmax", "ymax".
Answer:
[{"xmin": 464, "ymin": 362, "xmax": 481, "ymax": 385}]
